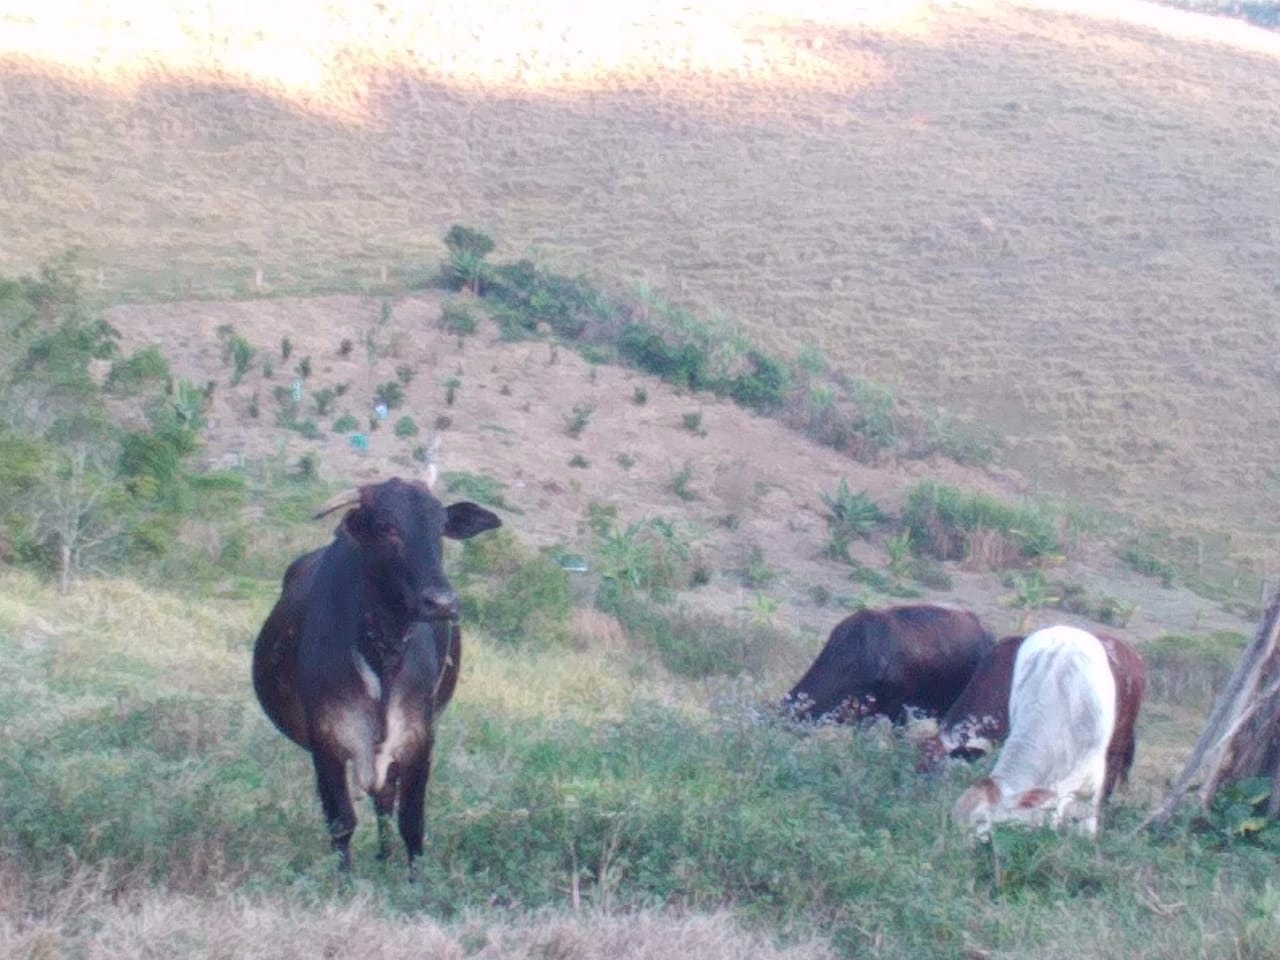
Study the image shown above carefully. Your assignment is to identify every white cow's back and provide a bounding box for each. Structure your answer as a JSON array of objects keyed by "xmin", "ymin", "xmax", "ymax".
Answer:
[{"xmin": 953, "ymin": 625, "xmax": 1117, "ymax": 835}]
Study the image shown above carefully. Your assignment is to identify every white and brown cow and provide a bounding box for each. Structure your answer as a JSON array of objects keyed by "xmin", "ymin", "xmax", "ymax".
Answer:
[{"xmin": 951, "ymin": 625, "xmax": 1117, "ymax": 837}]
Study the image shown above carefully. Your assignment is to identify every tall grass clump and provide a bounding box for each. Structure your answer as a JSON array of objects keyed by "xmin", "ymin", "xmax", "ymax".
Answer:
[
  {"xmin": 1143, "ymin": 630, "xmax": 1248, "ymax": 704},
  {"xmin": 902, "ymin": 481, "xmax": 1060, "ymax": 567}
]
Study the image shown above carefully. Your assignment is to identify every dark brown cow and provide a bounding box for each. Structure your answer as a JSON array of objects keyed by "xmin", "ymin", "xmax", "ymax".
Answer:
[
  {"xmin": 252, "ymin": 476, "xmax": 501, "ymax": 876},
  {"xmin": 920, "ymin": 629, "xmax": 1145, "ymax": 800},
  {"xmin": 783, "ymin": 605, "xmax": 994, "ymax": 723}
]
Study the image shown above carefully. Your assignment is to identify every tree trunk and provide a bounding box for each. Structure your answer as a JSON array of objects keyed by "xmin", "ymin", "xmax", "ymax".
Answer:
[{"xmin": 1147, "ymin": 586, "xmax": 1280, "ymax": 826}]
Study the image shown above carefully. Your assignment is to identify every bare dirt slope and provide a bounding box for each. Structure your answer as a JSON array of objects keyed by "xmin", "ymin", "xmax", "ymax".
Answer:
[{"xmin": 102, "ymin": 291, "xmax": 1254, "ymax": 653}]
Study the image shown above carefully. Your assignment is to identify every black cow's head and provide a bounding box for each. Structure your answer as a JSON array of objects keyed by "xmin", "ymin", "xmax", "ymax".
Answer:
[
  {"xmin": 782, "ymin": 637, "xmax": 870, "ymax": 721},
  {"xmin": 316, "ymin": 477, "xmax": 501, "ymax": 623},
  {"xmin": 782, "ymin": 617, "xmax": 884, "ymax": 721}
]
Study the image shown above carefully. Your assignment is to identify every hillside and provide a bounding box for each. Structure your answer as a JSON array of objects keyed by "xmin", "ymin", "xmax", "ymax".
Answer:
[
  {"xmin": 2, "ymin": 0, "xmax": 1279, "ymax": 585},
  {"xmin": 4, "ymin": 2, "xmax": 1280, "ymax": 957}
]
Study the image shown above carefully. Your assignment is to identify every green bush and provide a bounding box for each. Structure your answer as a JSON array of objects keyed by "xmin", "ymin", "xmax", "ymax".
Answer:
[
  {"xmin": 394, "ymin": 416, "xmax": 418, "ymax": 438},
  {"xmin": 105, "ymin": 346, "xmax": 170, "ymax": 395},
  {"xmin": 332, "ymin": 413, "xmax": 359, "ymax": 433},
  {"xmin": 593, "ymin": 517, "xmax": 694, "ymax": 600},
  {"xmin": 441, "ymin": 225, "xmax": 496, "ymax": 294},
  {"xmin": 729, "ymin": 350, "xmax": 790, "ymax": 414},
  {"xmin": 374, "ymin": 381, "xmax": 405, "ymax": 410},
  {"xmin": 617, "ymin": 324, "xmax": 709, "ymax": 391},
  {"xmin": 312, "ymin": 387, "xmax": 336, "ymax": 417},
  {"xmin": 565, "ymin": 403, "xmax": 594, "ymax": 438},
  {"xmin": 1121, "ymin": 541, "xmax": 1178, "ymax": 587},
  {"xmin": 486, "ymin": 258, "xmax": 606, "ymax": 339},
  {"xmin": 820, "ymin": 480, "xmax": 885, "ymax": 562},
  {"xmin": 441, "ymin": 300, "xmax": 480, "ymax": 337},
  {"xmin": 902, "ymin": 481, "xmax": 1060, "ymax": 564}
]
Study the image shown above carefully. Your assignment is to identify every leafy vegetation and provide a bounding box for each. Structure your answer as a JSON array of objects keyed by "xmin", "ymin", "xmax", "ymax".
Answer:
[
  {"xmin": 820, "ymin": 480, "xmax": 885, "ymax": 562},
  {"xmin": 902, "ymin": 481, "xmax": 1061, "ymax": 566}
]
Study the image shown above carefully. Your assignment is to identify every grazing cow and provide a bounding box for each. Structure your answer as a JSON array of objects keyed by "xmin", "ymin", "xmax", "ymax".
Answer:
[
  {"xmin": 252, "ymin": 476, "xmax": 501, "ymax": 875},
  {"xmin": 782, "ymin": 605, "xmax": 993, "ymax": 723},
  {"xmin": 951, "ymin": 625, "xmax": 1117, "ymax": 837},
  {"xmin": 920, "ymin": 630, "xmax": 1145, "ymax": 801},
  {"xmin": 917, "ymin": 634, "xmax": 1026, "ymax": 766}
]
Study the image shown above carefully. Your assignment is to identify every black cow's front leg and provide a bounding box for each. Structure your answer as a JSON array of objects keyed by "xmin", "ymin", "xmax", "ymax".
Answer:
[
  {"xmin": 397, "ymin": 736, "xmax": 435, "ymax": 881},
  {"xmin": 312, "ymin": 748, "xmax": 356, "ymax": 873}
]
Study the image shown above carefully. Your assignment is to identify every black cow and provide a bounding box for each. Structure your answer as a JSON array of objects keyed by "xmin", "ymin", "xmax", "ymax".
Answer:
[
  {"xmin": 783, "ymin": 605, "xmax": 993, "ymax": 723},
  {"xmin": 252, "ymin": 476, "xmax": 500, "ymax": 875}
]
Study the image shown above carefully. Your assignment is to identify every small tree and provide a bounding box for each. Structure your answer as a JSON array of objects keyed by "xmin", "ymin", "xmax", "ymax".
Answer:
[
  {"xmin": 1149, "ymin": 588, "xmax": 1280, "ymax": 826},
  {"xmin": 442, "ymin": 225, "xmax": 495, "ymax": 294}
]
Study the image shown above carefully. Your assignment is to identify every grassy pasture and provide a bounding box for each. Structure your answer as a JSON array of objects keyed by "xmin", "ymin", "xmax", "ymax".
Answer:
[
  {"xmin": 4, "ymin": 1, "xmax": 1280, "ymax": 956},
  {"xmin": 0, "ymin": 564, "xmax": 1277, "ymax": 959}
]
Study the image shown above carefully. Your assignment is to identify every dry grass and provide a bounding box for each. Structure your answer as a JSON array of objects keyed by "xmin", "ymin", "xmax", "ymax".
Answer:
[{"xmin": 0, "ymin": 864, "xmax": 834, "ymax": 960}]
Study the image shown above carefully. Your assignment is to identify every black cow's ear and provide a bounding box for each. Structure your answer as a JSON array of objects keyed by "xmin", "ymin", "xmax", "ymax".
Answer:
[
  {"xmin": 342, "ymin": 505, "xmax": 375, "ymax": 542},
  {"xmin": 444, "ymin": 501, "xmax": 502, "ymax": 540}
]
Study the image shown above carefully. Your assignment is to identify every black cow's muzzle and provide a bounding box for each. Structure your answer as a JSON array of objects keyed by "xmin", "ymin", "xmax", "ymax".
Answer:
[{"xmin": 417, "ymin": 586, "xmax": 460, "ymax": 622}]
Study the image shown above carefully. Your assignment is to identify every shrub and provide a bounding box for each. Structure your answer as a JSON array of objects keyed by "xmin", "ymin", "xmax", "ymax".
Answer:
[
  {"xmin": 217, "ymin": 330, "xmax": 255, "ymax": 386},
  {"xmin": 486, "ymin": 258, "xmax": 605, "ymax": 339},
  {"xmin": 593, "ymin": 517, "xmax": 694, "ymax": 600},
  {"xmin": 633, "ymin": 385, "xmax": 648, "ymax": 405},
  {"xmin": 617, "ymin": 324, "xmax": 709, "ymax": 391},
  {"xmin": 280, "ymin": 336, "xmax": 292, "ymax": 360},
  {"xmin": 565, "ymin": 403, "xmax": 594, "ymax": 438},
  {"xmin": 821, "ymin": 480, "xmax": 885, "ymax": 562},
  {"xmin": 374, "ymin": 381, "xmax": 405, "ymax": 410},
  {"xmin": 441, "ymin": 225, "xmax": 496, "ymax": 294},
  {"xmin": 738, "ymin": 544, "xmax": 777, "ymax": 588},
  {"xmin": 332, "ymin": 413, "xmax": 359, "ymax": 433},
  {"xmin": 569, "ymin": 454, "xmax": 589, "ymax": 469},
  {"xmin": 105, "ymin": 346, "xmax": 170, "ymax": 395},
  {"xmin": 729, "ymin": 350, "xmax": 790, "ymax": 414},
  {"xmin": 395, "ymin": 364, "xmax": 416, "ymax": 386},
  {"xmin": 394, "ymin": 416, "xmax": 418, "ymax": 438},
  {"xmin": 681, "ymin": 411, "xmax": 704, "ymax": 435},
  {"xmin": 312, "ymin": 387, "xmax": 337, "ymax": 417},
  {"xmin": 1121, "ymin": 541, "xmax": 1177, "ymax": 587},
  {"xmin": 441, "ymin": 301, "xmax": 479, "ymax": 337},
  {"xmin": 670, "ymin": 461, "xmax": 696, "ymax": 501},
  {"xmin": 294, "ymin": 356, "xmax": 311, "ymax": 379},
  {"xmin": 849, "ymin": 379, "xmax": 897, "ymax": 458},
  {"xmin": 902, "ymin": 481, "xmax": 1059, "ymax": 564}
]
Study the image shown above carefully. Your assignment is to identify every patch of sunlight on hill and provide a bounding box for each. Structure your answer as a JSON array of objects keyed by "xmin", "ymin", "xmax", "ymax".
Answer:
[
  {"xmin": 1023, "ymin": 0, "xmax": 1280, "ymax": 60},
  {"xmin": 462, "ymin": 633, "xmax": 708, "ymax": 724},
  {"xmin": 0, "ymin": 571, "xmax": 258, "ymax": 701},
  {"xmin": 0, "ymin": 0, "xmax": 950, "ymax": 119}
]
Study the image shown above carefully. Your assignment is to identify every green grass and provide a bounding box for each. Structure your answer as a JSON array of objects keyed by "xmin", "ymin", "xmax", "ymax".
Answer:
[{"xmin": 0, "ymin": 565, "xmax": 1279, "ymax": 958}]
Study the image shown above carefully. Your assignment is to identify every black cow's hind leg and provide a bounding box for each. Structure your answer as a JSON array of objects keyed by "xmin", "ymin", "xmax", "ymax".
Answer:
[
  {"xmin": 373, "ymin": 762, "xmax": 400, "ymax": 861},
  {"xmin": 312, "ymin": 749, "xmax": 356, "ymax": 873},
  {"xmin": 397, "ymin": 737, "xmax": 435, "ymax": 881}
]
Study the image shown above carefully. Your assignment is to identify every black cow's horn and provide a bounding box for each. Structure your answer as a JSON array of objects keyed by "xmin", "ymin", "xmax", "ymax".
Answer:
[
  {"xmin": 313, "ymin": 488, "xmax": 361, "ymax": 520},
  {"xmin": 421, "ymin": 435, "xmax": 442, "ymax": 490}
]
